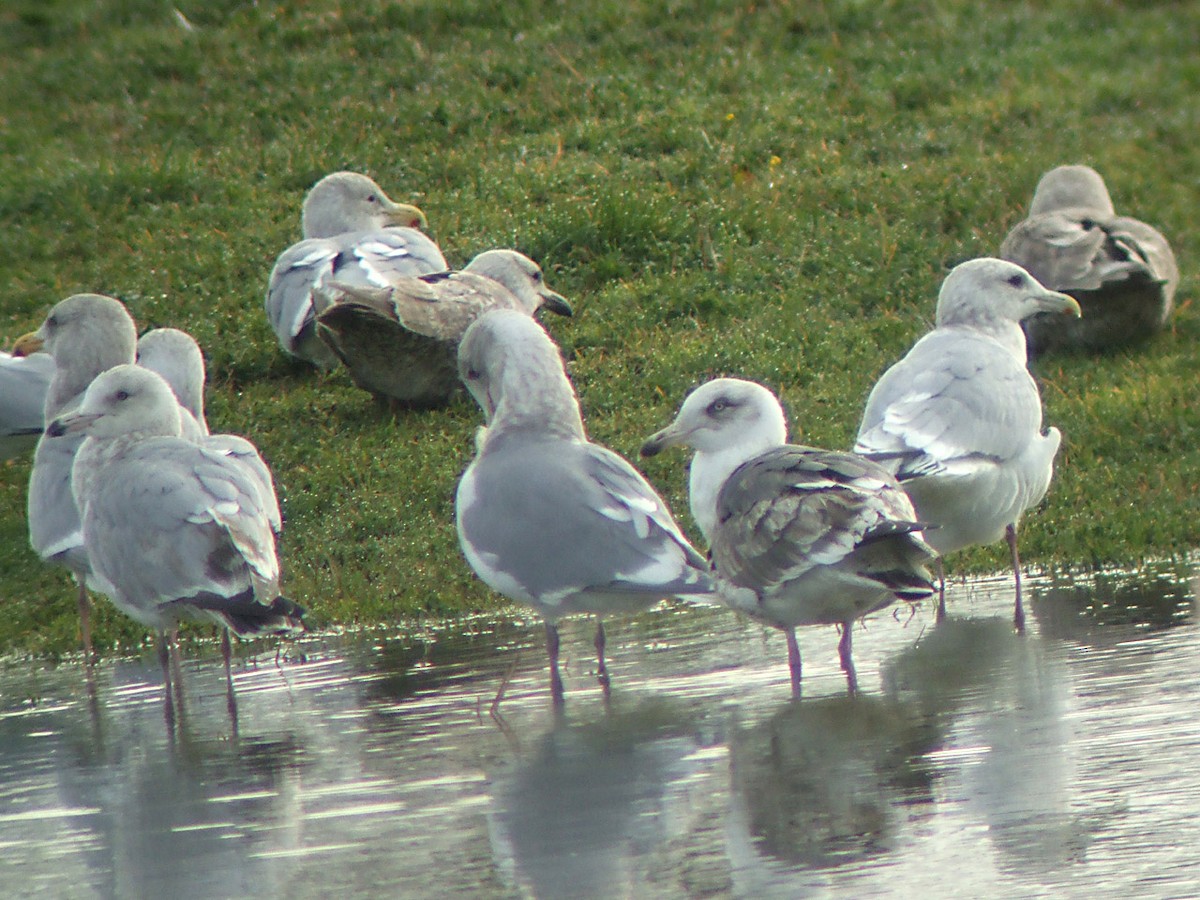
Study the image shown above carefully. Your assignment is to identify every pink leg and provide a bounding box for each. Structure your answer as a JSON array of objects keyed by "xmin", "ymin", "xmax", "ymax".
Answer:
[
  {"xmin": 1007, "ymin": 524, "xmax": 1025, "ymax": 633},
  {"xmin": 222, "ymin": 629, "xmax": 239, "ymax": 733},
  {"xmin": 935, "ymin": 558, "xmax": 947, "ymax": 623},
  {"xmin": 77, "ymin": 580, "xmax": 93, "ymax": 665},
  {"xmin": 157, "ymin": 633, "xmax": 176, "ymax": 730},
  {"xmin": 594, "ymin": 618, "xmax": 611, "ymax": 699},
  {"xmin": 545, "ymin": 621, "xmax": 565, "ymax": 709},
  {"xmin": 839, "ymin": 624, "xmax": 858, "ymax": 696},
  {"xmin": 786, "ymin": 628, "xmax": 802, "ymax": 699}
]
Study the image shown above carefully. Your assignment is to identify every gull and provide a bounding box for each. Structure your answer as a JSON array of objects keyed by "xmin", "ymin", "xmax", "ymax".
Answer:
[
  {"xmin": 137, "ymin": 328, "xmax": 283, "ymax": 535},
  {"xmin": 642, "ymin": 378, "xmax": 935, "ymax": 696},
  {"xmin": 454, "ymin": 309, "xmax": 713, "ymax": 707},
  {"xmin": 855, "ymin": 258, "xmax": 1081, "ymax": 631},
  {"xmin": 317, "ymin": 249, "xmax": 574, "ymax": 409},
  {"xmin": 47, "ymin": 365, "xmax": 303, "ymax": 725},
  {"xmin": 265, "ymin": 171, "xmax": 447, "ymax": 368},
  {"xmin": 0, "ymin": 347, "xmax": 53, "ymax": 459},
  {"xmin": 23, "ymin": 293, "xmax": 138, "ymax": 659},
  {"xmin": 1000, "ymin": 164, "xmax": 1177, "ymax": 355}
]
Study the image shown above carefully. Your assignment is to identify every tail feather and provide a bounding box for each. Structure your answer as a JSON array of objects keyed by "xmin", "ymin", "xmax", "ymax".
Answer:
[{"xmin": 181, "ymin": 589, "xmax": 306, "ymax": 637}]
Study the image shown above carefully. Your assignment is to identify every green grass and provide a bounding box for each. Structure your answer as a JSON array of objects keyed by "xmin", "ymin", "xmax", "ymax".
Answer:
[{"xmin": 1, "ymin": 0, "xmax": 1197, "ymax": 655}]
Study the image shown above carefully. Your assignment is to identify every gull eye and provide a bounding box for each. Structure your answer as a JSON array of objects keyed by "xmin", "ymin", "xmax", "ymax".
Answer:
[
  {"xmin": 706, "ymin": 398, "xmax": 730, "ymax": 416},
  {"xmin": 114, "ymin": 389, "xmax": 130, "ymax": 402},
  {"xmin": 1006, "ymin": 273, "xmax": 1024, "ymax": 288},
  {"xmin": 465, "ymin": 368, "xmax": 482, "ymax": 381},
  {"xmin": 366, "ymin": 194, "xmax": 378, "ymax": 204},
  {"xmin": 533, "ymin": 270, "xmax": 543, "ymax": 282}
]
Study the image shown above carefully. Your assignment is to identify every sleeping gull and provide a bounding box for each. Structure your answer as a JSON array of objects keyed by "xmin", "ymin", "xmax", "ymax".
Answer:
[
  {"xmin": 23, "ymin": 293, "xmax": 138, "ymax": 659},
  {"xmin": 317, "ymin": 249, "xmax": 574, "ymax": 409},
  {"xmin": 854, "ymin": 258, "xmax": 1081, "ymax": 631},
  {"xmin": 641, "ymin": 378, "xmax": 935, "ymax": 696},
  {"xmin": 454, "ymin": 309, "xmax": 713, "ymax": 706},
  {"xmin": 0, "ymin": 346, "xmax": 53, "ymax": 459},
  {"xmin": 137, "ymin": 327, "xmax": 283, "ymax": 534},
  {"xmin": 47, "ymin": 364, "xmax": 303, "ymax": 725},
  {"xmin": 1000, "ymin": 164, "xmax": 1177, "ymax": 355},
  {"xmin": 265, "ymin": 171, "xmax": 447, "ymax": 368}
]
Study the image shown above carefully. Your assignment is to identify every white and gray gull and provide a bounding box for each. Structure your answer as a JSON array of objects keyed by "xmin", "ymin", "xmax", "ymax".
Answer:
[
  {"xmin": 0, "ymin": 345, "xmax": 53, "ymax": 459},
  {"xmin": 23, "ymin": 293, "xmax": 139, "ymax": 660},
  {"xmin": 265, "ymin": 171, "xmax": 447, "ymax": 368},
  {"xmin": 854, "ymin": 258, "xmax": 1081, "ymax": 631},
  {"xmin": 47, "ymin": 364, "xmax": 303, "ymax": 724},
  {"xmin": 642, "ymin": 378, "xmax": 935, "ymax": 697},
  {"xmin": 999, "ymin": 164, "xmax": 1176, "ymax": 355},
  {"xmin": 454, "ymin": 309, "xmax": 713, "ymax": 707}
]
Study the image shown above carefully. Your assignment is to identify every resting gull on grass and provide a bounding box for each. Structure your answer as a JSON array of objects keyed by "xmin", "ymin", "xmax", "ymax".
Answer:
[
  {"xmin": 22, "ymin": 293, "xmax": 138, "ymax": 660},
  {"xmin": 317, "ymin": 249, "xmax": 573, "ymax": 410},
  {"xmin": 1000, "ymin": 164, "xmax": 1177, "ymax": 356},
  {"xmin": 854, "ymin": 258, "xmax": 1081, "ymax": 631},
  {"xmin": 265, "ymin": 171, "xmax": 447, "ymax": 368},
  {"xmin": 454, "ymin": 309, "xmax": 713, "ymax": 708},
  {"xmin": 137, "ymin": 327, "xmax": 283, "ymax": 535},
  {"xmin": 0, "ymin": 347, "xmax": 53, "ymax": 459},
  {"xmin": 642, "ymin": 378, "xmax": 935, "ymax": 697},
  {"xmin": 48, "ymin": 365, "xmax": 303, "ymax": 726}
]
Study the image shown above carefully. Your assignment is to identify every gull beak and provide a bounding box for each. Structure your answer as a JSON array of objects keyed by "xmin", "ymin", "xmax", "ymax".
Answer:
[
  {"xmin": 11, "ymin": 331, "xmax": 44, "ymax": 357},
  {"xmin": 640, "ymin": 419, "xmax": 690, "ymax": 458},
  {"xmin": 384, "ymin": 202, "xmax": 429, "ymax": 230},
  {"xmin": 539, "ymin": 289, "xmax": 573, "ymax": 317},
  {"xmin": 46, "ymin": 410, "xmax": 100, "ymax": 438},
  {"xmin": 1035, "ymin": 289, "xmax": 1082, "ymax": 318}
]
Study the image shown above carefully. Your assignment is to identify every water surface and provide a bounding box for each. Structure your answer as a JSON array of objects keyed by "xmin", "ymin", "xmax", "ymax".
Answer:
[{"xmin": 1, "ymin": 561, "xmax": 1197, "ymax": 898}]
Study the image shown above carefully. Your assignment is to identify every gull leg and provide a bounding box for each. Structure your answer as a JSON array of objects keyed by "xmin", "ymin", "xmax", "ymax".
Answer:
[
  {"xmin": 839, "ymin": 624, "xmax": 858, "ymax": 697},
  {"xmin": 935, "ymin": 558, "xmax": 947, "ymax": 623},
  {"xmin": 545, "ymin": 621, "xmax": 565, "ymax": 710},
  {"xmin": 594, "ymin": 618, "xmax": 611, "ymax": 700},
  {"xmin": 77, "ymin": 580, "xmax": 94, "ymax": 665},
  {"xmin": 1007, "ymin": 524, "xmax": 1025, "ymax": 634},
  {"xmin": 158, "ymin": 632, "xmax": 176, "ymax": 731},
  {"xmin": 786, "ymin": 628, "xmax": 802, "ymax": 699},
  {"xmin": 222, "ymin": 629, "xmax": 239, "ymax": 736}
]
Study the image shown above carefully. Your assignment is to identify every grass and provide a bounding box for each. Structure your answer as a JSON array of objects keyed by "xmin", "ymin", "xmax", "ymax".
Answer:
[{"xmin": 1, "ymin": 0, "xmax": 1197, "ymax": 656}]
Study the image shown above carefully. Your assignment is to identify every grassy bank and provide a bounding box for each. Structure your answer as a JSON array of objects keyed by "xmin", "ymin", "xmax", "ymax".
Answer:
[{"xmin": 1, "ymin": 0, "xmax": 1197, "ymax": 655}]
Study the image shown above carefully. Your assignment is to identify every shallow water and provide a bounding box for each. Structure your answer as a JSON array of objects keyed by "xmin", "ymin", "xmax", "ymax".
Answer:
[{"xmin": 1, "ymin": 561, "xmax": 1198, "ymax": 898}]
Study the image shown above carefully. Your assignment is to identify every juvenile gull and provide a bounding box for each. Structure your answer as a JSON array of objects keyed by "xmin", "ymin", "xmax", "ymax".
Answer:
[
  {"xmin": 23, "ymin": 294, "xmax": 138, "ymax": 658},
  {"xmin": 48, "ymin": 365, "xmax": 303, "ymax": 724},
  {"xmin": 265, "ymin": 171, "xmax": 446, "ymax": 368},
  {"xmin": 854, "ymin": 258, "xmax": 1080, "ymax": 631},
  {"xmin": 642, "ymin": 378, "xmax": 935, "ymax": 696},
  {"xmin": 137, "ymin": 328, "xmax": 283, "ymax": 534},
  {"xmin": 0, "ymin": 347, "xmax": 53, "ymax": 459},
  {"xmin": 454, "ymin": 309, "xmax": 713, "ymax": 706},
  {"xmin": 1000, "ymin": 164, "xmax": 1177, "ymax": 355},
  {"xmin": 317, "ymin": 249, "xmax": 573, "ymax": 410}
]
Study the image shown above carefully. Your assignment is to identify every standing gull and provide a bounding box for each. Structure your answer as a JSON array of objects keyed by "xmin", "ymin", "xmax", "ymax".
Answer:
[
  {"xmin": 642, "ymin": 379, "xmax": 935, "ymax": 696},
  {"xmin": 317, "ymin": 249, "xmax": 573, "ymax": 409},
  {"xmin": 137, "ymin": 328, "xmax": 283, "ymax": 534},
  {"xmin": 23, "ymin": 293, "xmax": 138, "ymax": 659},
  {"xmin": 1000, "ymin": 164, "xmax": 1177, "ymax": 355},
  {"xmin": 855, "ymin": 258, "xmax": 1081, "ymax": 631},
  {"xmin": 265, "ymin": 171, "xmax": 447, "ymax": 368},
  {"xmin": 48, "ymin": 365, "xmax": 303, "ymax": 724},
  {"xmin": 454, "ymin": 309, "xmax": 713, "ymax": 707},
  {"xmin": 0, "ymin": 346, "xmax": 53, "ymax": 459}
]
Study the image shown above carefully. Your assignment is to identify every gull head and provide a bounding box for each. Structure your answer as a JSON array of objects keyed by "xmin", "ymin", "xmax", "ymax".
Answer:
[
  {"xmin": 1028, "ymin": 164, "xmax": 1114, "ymax": 217},
  {"xmin": 301, "ymin": 171, "xmax": 428, "ymax": 239},
  {"xmin": 28, "ymin": 293, "xmax": 138, "ymax": 368},
  {"xmin": 47, "ymin": 364, "xmax": 182, "ymax": 441},
  {"xmin": 458, "ymin": 309, "xmax": 582, "ymax": 438},
  {"xmin": 641, "ymin": 378, "xmax": 788, "ymax": 458},
  {"xmin": 936, "ymin": 258, "xmax": 1081, "ymax": 331},
  {"xmin": 463, "ymin": 250, "xmax": 573, "ymax": 317}
]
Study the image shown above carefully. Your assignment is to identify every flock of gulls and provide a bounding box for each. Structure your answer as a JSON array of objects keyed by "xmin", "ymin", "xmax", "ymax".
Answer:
[{"xmin": 0, "ymin": 163, "xmax": 1178, "ymax": 716}]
